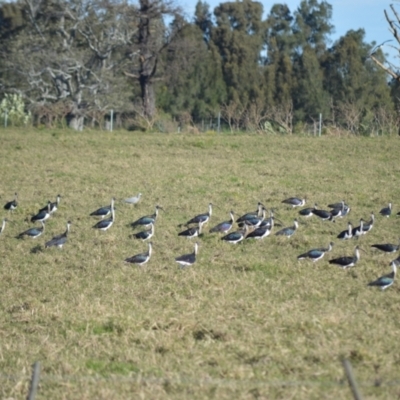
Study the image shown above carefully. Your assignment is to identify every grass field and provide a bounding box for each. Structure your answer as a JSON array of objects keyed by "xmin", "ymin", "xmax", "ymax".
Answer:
[{"xmin": 1, "ymin": 129, "xmax": 400, "ymax": 399}]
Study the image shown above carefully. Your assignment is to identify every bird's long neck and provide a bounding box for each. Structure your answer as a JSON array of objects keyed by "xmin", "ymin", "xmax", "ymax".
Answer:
[
  {"xmin": 148, "ymin": 243, "xmax": 153, "ymax": 256},
  {"xmin": 355, "ymin": 248, "xmax": 360, "ymax": 261},
  {"xmin": 208, "ymin": 204, "xmax": 212, "ymax": 216}
]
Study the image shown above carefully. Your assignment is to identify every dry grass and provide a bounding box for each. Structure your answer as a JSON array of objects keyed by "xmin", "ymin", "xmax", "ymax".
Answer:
[{"xmin": 1, "ymin": 129, "xmax": 400, "ymax": 399}]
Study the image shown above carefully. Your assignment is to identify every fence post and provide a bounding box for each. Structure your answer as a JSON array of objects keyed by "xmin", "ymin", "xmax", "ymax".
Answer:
[
  {"xmin": 4, "ymin": 110, "xmax": 8, "ymax": 128},
  {"xmin": 342, "ymin": 359, "xmax": 363, "ymax": 400},
  {"xmin": 217, "ymin": 112, "xmax": 221, "ymax": 133},
  {"xmin": 27, "ymin": 361, "xmax": 41, "ymax": 400},
  {"xmin": 319, "ymin": 113, "xmax": 322, "ymax": 137}
]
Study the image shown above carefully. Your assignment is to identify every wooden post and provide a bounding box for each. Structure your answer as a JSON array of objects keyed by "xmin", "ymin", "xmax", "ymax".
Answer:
[
  {"xmin": 27, "ymin": 361, "xmax": 41, "ymax": 400},
  {"xmin": 342, "ymin": 359, "xmax": 363, "ymax": 400}
]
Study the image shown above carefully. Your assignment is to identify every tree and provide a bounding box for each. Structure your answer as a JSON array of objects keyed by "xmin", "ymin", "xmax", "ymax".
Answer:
[
  {"xmin": 0, "ymin": 0, "xmax": 137, "ymax": 129},
  {"xmin": 323, "ymin": 29, "xmax": 394, "ymax": 133},
  {"xmin": 264, "ymin": 4, "xmax": 295, "ymax": 109},
  {"xmin": 212, "ymin": 0, "xmax": 266, "ymax": 109},
  {"xmin": 124, "ymin": 0, "xmax": 183, "ymax": 119}
]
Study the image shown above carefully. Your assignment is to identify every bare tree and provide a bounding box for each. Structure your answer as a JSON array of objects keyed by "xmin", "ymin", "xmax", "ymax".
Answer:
[
  {"xmin": 1, "ymin": 0, "xmax": 137, "ymax": 129},
  {"xmin": 370, "ymin": 4, "xmax": 400, "ymax": 81}
]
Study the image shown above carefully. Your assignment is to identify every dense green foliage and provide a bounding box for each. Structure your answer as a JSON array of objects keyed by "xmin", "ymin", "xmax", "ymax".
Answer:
[{"xmin": 0, "ymin": 0, "xmax": 396, "ymax": 132}]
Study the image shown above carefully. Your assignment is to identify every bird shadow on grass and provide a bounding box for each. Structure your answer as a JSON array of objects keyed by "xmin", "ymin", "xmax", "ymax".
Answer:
[{"xmin": 30, "ymin": 245, "xmax": 43, "ymax": 254}]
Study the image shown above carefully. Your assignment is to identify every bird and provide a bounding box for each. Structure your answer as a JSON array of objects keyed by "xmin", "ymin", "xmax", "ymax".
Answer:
[
  {"xmin": 45, "ymin": 221, "xmax": 71, "ymax": 248},
  {"xmin": 299, "ymin": 206, "xmax": 315, "ymax": 218},
  {"xmin": 236, "ymin": 202, "xmax": 264, "ymax": 224},
  {"xmin": 352, "ymin": 219, "xmax": 364, "ymax": 239},
  {"xmin": 246, "ymin": 222, "xmax": 273, "ymax": 240},
  {"xmin": 17, "ymin": 221, "xmax": 45, "ymax": 239},
  {"xmin": 178, "ymin": 220, "xmax": 205, "ymax": 239},
  {"xmin": 368, "ymin": 261, "xmax": 397, "ymax": 290},
  {"xmin": 124, "ymin": 193, "xmax": 142, "ymax": 205},
  {"xmin": 93, "ymin": 199, "xmax": 115, "ymax": 231},
  {"xmin": 31, "ymin": 202, "xmax": 52, "ymax": 223},
  {"xmin": 132, "ymin": 223, "xmax": 154, "ymax": 241},
  {"xmin": 186, "ymin": 203, "xmax": 213, "ymax": 225},
  {"xmin": 259, "ymin": 210, "xmax": 277, "ymax": 230},
  {"xmin": 329, "ymin": 201, "xmax": 346, "ymax": 221},
  {"xmin": 312, "ymin": 204, "xmax": 332, "ymax": 221},
  {"xmin": 238, "ymin": 207, "xmax": 266, "ymax": 229},
  {"xmin": 328, "ymin": 200, "xmax": 350, "ymax": 216},
  {"xmin": 0, "ymin": 218, "xmax": 8, "ymax": 236},
  {"xmin": 297, "ymin": 242, "xmax": 334, "ymax": 262},
  {"xmin": 282, "ymin": 197, "xmax": 306, "ymax": 208},
  {"xmin": 337, "ymin": 222, "xmax": 353, "ymax": 240},
  {"xmin": 39, "ymin": 194, "xmax": 61, "ymax": 214},
  {"xmin": 131, "ymin": 205, "xmax": 163, "ymax": 228},
  {"xmin": 90, "ymin": 198, "xmax": 115, "ymax": 219},
  {"xmin": 329, "ymin": 246, "xmax": 361, "ymax": 269},
  {"xmin": 221, "ymin": 224, "xmax": 249, "ymax": 244},
  {"xmin": 380, "ymin": 203, "xmax": 392, "ymax": 217},
  {"xmin": 175, "ymin": 242, "xmax": 199, "ymax": 268},
  {"xmin": 209, "ymin": 211, "xmax": 235, "ymax": 234},
  {"xmin": 362, "ymin": 213, "xmax": 374, "ymax": 234},
  {"xmin": 4, "ymin": 192, "xmax": 18, "ymax": 212},
  {"xmin": 275, "ymin": 219, "xmax": 298, "ymax": 238},
  {"xmin": 125, "ymin": 242, "xmax": 153, "ymax": 266},
  {"xmin": 371, "ymin": 239, "xmax": 400, "ymax": 254}
]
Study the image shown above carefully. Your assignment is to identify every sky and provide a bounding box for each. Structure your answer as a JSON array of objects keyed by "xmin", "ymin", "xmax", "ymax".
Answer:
[{"xmin": 178, "ymin": 0, "xmax": 398, "ymax": 63}]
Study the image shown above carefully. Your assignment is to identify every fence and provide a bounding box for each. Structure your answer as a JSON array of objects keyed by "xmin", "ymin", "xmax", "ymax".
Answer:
[{"xmin": 4, "ymin": 359, "xmax": 400, "ymax": 399}]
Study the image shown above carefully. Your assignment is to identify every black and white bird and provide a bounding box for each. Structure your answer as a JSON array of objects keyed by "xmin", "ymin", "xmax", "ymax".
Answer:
[
  {"xmin": 328, "ymin": 200, "xmax": 350, "ymax": 217},
  {"xmin": 337, "ymin": 222, "xmax": 353, "ymax": 240},
  {"xmin": 0, "ymin": 218, "xmax": 8, "ymax": 236},
  {"xmin": 246, "ymin": 223, "xmax": 273, "ymax": 240},
  {"xmin": 31, "ymin": 202, "xmax": 52, "ymax": 223},
  {"xmin": 17, "ymin": 221, "xmax": 45, "ymax": 239},
  {"xmin": 329, "ymin": 200, "xmax": 346, "ymax": 221},
  {"xmin": 238, "ymin": 207, "xmax": 266, "ymax": 229},
  {"xmin": 175, "ymin": 242, "xmax": 199, "ymax": 268},
  {"xmin": 178, "ymin": 220, "xmax": 205, "ymax": 239},
  {"xmin": 371, "ymin": 239, "xmax": 400, "ymax": 254},
  {"xmin": 282, "ymin": 197, "xmax": 306, "ymax": 208},
  {"xmin": 297, "ymin": 242, "xmax": 334, "ymax": 262},
  {"xmin": 236, "ymin": 202, "xmax": 264, "ymax": 224},
  {"xmin": 312, "ymin": 204, "xmax": 332, "ymax": 221},
  {"xmin": 4, "ymin": 192, "xmax": 18, "ymax": 212},
  {"xmin": 39, "ymin": 194, "xmax": 61, "ymax": 215},
  {"xmin": 329, "ymin": 246, "xmax": 361, "ymax": 269},
  {"xmin": 362, "ymin": 213, "xmax": 374, "ymax": 234},
  {"xmin": 299, "ymin": 206, "xmax": 315, "ymax": 218},
  {"xmin": 45, "ymin": 221, "xmax": 71, "ymax": 248},
  {"xmin": 275, "ymin": 219, "xmax": 299, "ymax": 238},
  {"xmin": 90, "ymin": 198, "xmax": 115, "ymax": 219},
  {"xmin": 93, "ymin": 198, "xmax": 115, "ymax": 231},
  {"xmin": 209, "ymin": 211, "xmax": 235, "ymax": 234},
  {"xmin": 125, "ymin": 242, "xmax": 153, "ymax": 266},
  {"xmin": 186, "ymin": 203, "xmax": 213, "ymax": 225},
  {"xmin": 221, "ymin": 224, "xmax": 249, "ymax": 244},
  {"xmin": 368, "ymin": 261, "xmax": 397, "ymax": 290},
  {"xmin": 132, "ymin": 223, "xmax": 154, "ymax": 241},
  {"xmin": 124, "ymin": 193, "xmax": 142, "ymax": 205},
  {"xmin": 352, "ymin": 219, "xmax": 364, "ymax": 239},
  {"xmin": 131, "ymin": 205, "xmax": 163, "ymax": 228},
  {"xmin": 380, "ymin": 203, "xmax": 392, "ymax": 217}
]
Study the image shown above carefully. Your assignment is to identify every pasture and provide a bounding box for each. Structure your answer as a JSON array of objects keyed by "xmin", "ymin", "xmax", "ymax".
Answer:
[{"xmin": 1, "ymin": 129, "xmax": 400, "ymax": 399}]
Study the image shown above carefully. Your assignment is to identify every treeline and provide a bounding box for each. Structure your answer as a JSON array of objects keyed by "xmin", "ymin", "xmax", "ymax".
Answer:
[{"xmin": 0, "ymin": 0, "xmax": 398, "ymax": 133}]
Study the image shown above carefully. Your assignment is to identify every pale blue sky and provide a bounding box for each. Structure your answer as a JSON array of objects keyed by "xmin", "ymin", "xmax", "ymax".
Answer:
[{"xmin": 179, "ymin": 0, "xmax": 398, "ymax": 63}]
